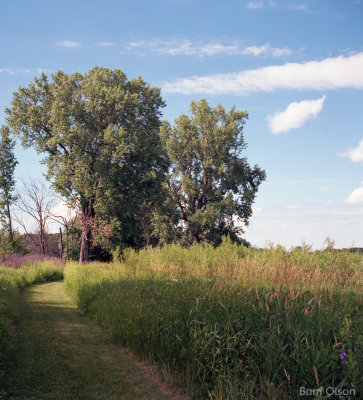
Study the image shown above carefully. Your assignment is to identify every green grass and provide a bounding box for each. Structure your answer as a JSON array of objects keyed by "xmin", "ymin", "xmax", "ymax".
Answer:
[
  {"xmin": 1, "ymin": 281, "xmax": 174, "ymax": 400},
  {"xmin": 0, "ymin": 261, "xmax": 64, "ymax": 381},
  {"xmin": 65, "ymin": 240, "xmax": 363, "ymax": 399}
]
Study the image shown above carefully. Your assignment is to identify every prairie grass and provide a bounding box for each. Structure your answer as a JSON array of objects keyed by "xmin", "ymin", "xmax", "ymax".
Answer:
[{"xmin": 65, "ymin": 239, "xmax": 362, "ymax": 399}]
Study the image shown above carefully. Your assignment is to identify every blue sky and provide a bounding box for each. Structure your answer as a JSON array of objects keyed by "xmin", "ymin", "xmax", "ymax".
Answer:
[{"xmin": 1, "ymin": 0, "xmax": 363, "ymax": 248}]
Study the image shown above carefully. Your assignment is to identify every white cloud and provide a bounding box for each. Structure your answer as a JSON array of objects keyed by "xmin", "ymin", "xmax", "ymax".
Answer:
[
  {"xmin": 94, "ymin": 42, "xmax": 114, "ymax": 47},
  {"xmin": 285, "ymin": 204, "xmax": 302, "ymax": 209},
  {"xmin": 163, "ymin": 52, "xmax": 363, "ymax": 95},
  {"xmin": 246, "ymin": 202, "xmax": 363, "ymax": 249},
  {"xmin": 57, "ymin": 40, "xmax": 81, "ymax": 48},
  {"xmin": 36, "ymin": 67, "xmax": 51, "ymax": 75},
  {"xmin": 247, "ymin": 1, "xmax": 264, "ymax": 8},
  {"xmin": 0, "ymin": 68, "xmax": 32, "ymax": 75},
  {"xmin": 345, "ymin": 183, "xmax": 363, "ymax": 204},
  {"xmin": 127, "ymin": 39, "xmax": 190, "ymax": 55},
  {"xmin": 247, "ymin": 1, "xmax": 309, "ymax": 11},
  {"xmin": 267, "ymin": 95, "xmax": 326, "ymax": 134},
  {"xmin": 315, "ymin": 185, "xmax": 336, "ymax": 193},
  {"xmin": 288, "ymin": 3, "xmax": 308, "ymax": 11},
  {"xmin": 0, "ymin": 67, "xmax": 49, "ymax": 76},
  {"xmin": 341, "ymin": 139, "xmax": 363, "ymax": 163},
  {"xmin": 198, "ymin": 43, "xmax": 240, "ymax": 56},
  {"xmin": 125, "ymin": 39, "xmax": 292, "ymax": 58},
  {"xmin": 241, "ymin": 44, "xmax": 292, "ymax": 57}
]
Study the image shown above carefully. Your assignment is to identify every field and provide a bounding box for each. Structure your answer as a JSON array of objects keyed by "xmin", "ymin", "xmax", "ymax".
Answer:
[{"xmin": 64, "ymin": 239, "xmax": 363, "ymax": 399}]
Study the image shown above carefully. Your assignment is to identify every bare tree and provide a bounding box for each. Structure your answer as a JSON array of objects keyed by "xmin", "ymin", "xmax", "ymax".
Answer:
[
  {"xmin": 13, "ymin": 178, "xmax": 57, "ymax": 255},
  {"xmin": 48, "ymin": 198, "xmax": 79, "ymax": 260}
]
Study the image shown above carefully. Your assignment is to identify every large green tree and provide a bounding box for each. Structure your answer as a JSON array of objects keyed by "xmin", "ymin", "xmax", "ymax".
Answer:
[
  {"xmin": 0, "ymin": 125, "xmax": 18, "ymax": 241},
  {"xmin": 6, "ymin": 67, "xmax": 168, "ymax": 262},
  {"xmin": 160, "ymin": 99, "xmax": 266, "ymax": 246}
]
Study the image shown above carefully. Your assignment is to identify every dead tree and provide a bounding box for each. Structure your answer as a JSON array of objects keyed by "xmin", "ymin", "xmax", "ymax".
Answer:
[
  {"xmin": 13, "ymin": 178, "xmax": 57, "ymax": 256},
  {"xmin": 48, "ymin": 199, "xmax": 79, "ymax": 260}
]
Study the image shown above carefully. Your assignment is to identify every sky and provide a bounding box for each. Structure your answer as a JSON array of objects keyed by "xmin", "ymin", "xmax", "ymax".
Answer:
[{"xmin": 1, "ymin": 0, "xmax": 363, "ymax": 249}]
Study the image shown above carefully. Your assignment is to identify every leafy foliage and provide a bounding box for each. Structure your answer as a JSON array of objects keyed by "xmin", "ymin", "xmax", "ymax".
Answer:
[
  {"xmin": 6, "ymin": 67, "xmax": 168, "ymax": 261},
  {"xmin": 0, "ymin": 125, "xmax": 18, "ymax": 242},
  {"xmin": 161, "ymin": 99, "xmax": 266, "ymax": 246}
]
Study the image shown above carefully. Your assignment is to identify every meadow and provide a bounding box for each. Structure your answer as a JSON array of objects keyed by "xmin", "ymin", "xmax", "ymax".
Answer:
[{"xmin": 64, "ymin": 239, "xmax": 362, "ymax": 399}]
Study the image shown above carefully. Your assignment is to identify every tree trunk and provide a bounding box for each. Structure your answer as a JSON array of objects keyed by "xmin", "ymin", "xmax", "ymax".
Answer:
[
  {"xmin": 40, "ymin": 221, "xmax": 46, "ymax": 256},
  {"xmin": 188, "ymin": 231, "xmax": 200, "ymax": 246},
  {"xmin": 65, "ymin": 226, "xmax": 69, "ymax": 260},
  {"xmin": 6, "ymin": 199, "xmax": 13, "ymax": 241},
  {"xmin": 59, "ymin": 227, "xmax": 64, "ymax": 261},
  {"xmin": 79, "ymin": 201, "xmax": 95, "ymax": 263}
]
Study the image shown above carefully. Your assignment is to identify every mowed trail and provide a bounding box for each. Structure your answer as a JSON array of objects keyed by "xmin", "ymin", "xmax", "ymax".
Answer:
[{"xmin": 2, "ymin": 281, "xmax": 187, "ymax": 400}]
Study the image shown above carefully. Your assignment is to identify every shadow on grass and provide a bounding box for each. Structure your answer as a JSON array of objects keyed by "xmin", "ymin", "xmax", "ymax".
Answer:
[{"xmin": 1, "ymin": 282, "xmax": 172, "ymax": 400}]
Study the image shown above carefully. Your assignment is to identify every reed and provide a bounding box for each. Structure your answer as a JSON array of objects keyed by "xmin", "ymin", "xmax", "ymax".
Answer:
[{"xmin": 65, "ymin": 240, "xmax": 362, "ymax": 399}]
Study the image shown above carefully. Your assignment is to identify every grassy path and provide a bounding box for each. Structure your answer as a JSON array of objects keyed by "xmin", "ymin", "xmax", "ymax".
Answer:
[{"xmin": 1, "ymin": 281, "xmax": 186, "ymax": 400}]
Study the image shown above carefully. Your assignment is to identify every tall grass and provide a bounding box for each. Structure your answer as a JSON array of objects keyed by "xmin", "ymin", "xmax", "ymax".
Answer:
[
  {"xmin": 0, "ymin": 261, "xmax": 64, "ymax": 382},
  {"xmin": 65, "ymin": 239, "xmax": 362, "ymax": 399}
]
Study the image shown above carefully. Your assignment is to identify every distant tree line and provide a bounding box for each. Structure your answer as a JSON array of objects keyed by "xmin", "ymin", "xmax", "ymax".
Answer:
[{"xmin": 0, "ymin": 67, "xmax": 265, "ymax": 262}]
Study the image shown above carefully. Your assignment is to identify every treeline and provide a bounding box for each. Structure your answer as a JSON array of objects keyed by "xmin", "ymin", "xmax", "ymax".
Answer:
[{"xmin": 0, "ymin": 66, "xmax": 265, "ymax": 262}]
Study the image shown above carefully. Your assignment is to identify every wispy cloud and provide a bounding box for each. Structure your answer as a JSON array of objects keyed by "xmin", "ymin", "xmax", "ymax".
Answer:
[
  {"xmin": 247, "ymin": 1, "xmax": 309, "ymax": 11},
  {"xmin": 57, "ymin": 40, "xmax": 81, "ymax": 48},
  {"xmin": 0, "ymin": 68, "xmax": 32, "ymax": 75},
  {"xmin": 341, "ymin": 141, "xmax": 363, "ymax": 206},
  {"xmin": 288, "ymin": 3, "xmax": 308, "ymax": 11},
  {"xmin": 247, "ymin": 1, "xmax": 264, "ymax": 8},
  {"xmin": 315, "ymin": 185, "xmax": 336, "ymax": 193},
  {"xmin": 241, "ymin": 44, "xmax": 292, "ymax": 57},
  {"xmin": 94, "ymin": 42, "xmax": 114, "ymax": 47},
  {"xmin": 267, "ymin": 95, "xmax": 326, "ymax": 134},
  {"xmin": 125, "ymin": 39, "xmax": 292, "ymax": 58},
  {"xmin": 0, "ymin": 67, "xmax": 51, "ymax": 76},
  {"xmin": 36, "ymin": 67, "xmax": 51, "ymax": 74},
  {"xmin": 126, "ymin": 39, "xmax": 195, "ymax": 55},
  {"xmin": 163, "ymin": 52, "xmax": 363, "ymax": 95},
  {"xmin": 341, "ymin": 139, "xmax": 363, "ymax": 163},
  {"xmin": 246, "ymin": 202, "xmax": 363, "ymax": 249},
  {"xmin": 345, "ymin": 183, "xmax": 363, "ymax": 204}
]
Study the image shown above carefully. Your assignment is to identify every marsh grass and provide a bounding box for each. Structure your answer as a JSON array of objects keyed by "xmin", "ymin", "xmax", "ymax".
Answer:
[{"xmin": 66, "ymin": 240, "xmax": 362, "ymax": 399}]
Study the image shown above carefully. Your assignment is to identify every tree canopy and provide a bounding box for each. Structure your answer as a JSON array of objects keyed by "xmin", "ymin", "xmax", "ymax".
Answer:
[
  {"xmin": 5, "ymin": 68, "xmax": 266, "ymax": 258},
  {"xmin": 160, "ymin": 99, "xmax": 266, "ymax": 246},
  {"xmin": 6, "ymin": 67, "xmax": 168, "ymax": 261}
]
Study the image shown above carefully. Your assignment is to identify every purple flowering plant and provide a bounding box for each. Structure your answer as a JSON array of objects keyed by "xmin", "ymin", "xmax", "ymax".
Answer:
[{"xmin": 340, "ymin": 350, "xmax": 347, "ymax": 366}]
